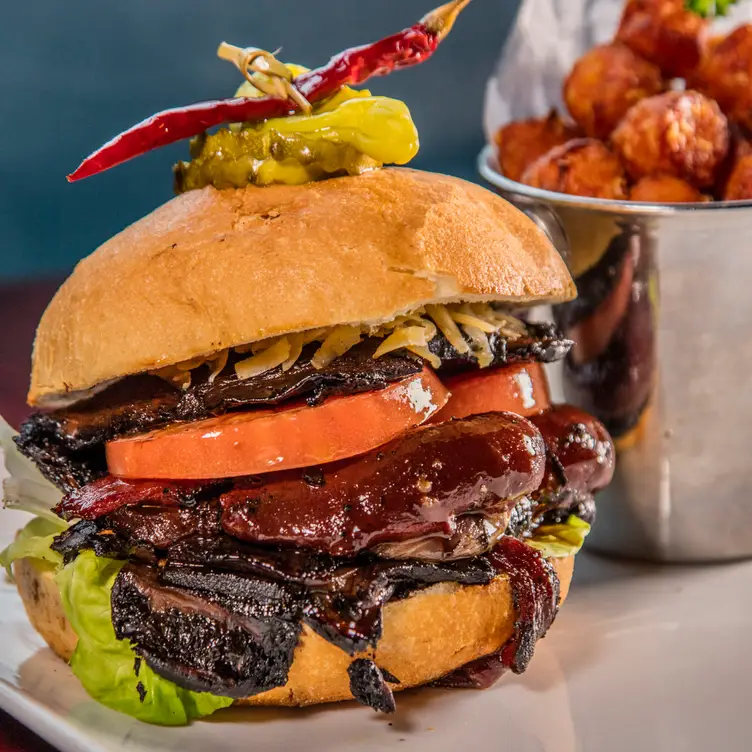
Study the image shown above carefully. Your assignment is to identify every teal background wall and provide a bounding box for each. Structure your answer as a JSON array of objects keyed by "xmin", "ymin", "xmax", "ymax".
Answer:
[{"xmin": 0, "ymin": 0, "xmax": 521, "ymax": 279}]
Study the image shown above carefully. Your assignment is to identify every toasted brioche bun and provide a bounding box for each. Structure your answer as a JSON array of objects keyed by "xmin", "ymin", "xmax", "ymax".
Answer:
[
  {"xmin": 13, "ymin": 554, "xmax": 573, "ymax": 707},
  {"xmin": 29, "ymin": 168, "xmax": 574, "ymax": 405}
]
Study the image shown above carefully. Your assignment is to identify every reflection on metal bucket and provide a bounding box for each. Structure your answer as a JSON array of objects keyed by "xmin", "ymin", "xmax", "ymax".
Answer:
[
  {"xmin": 555, "ymin": 220, "xmax": 656, "ymax": 440},
  {"xmin": 479, "ymin": 144, "xmax": 752, "ymax": 562}
]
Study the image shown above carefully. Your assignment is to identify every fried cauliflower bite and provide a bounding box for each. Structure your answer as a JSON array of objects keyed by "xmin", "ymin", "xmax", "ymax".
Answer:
[
  {"xmin": 630, "ymin": 175, "xmax": 706, "ymax": 203},
  {"xmin": 521, "ymin": 138, "xmax": 628, "ymax": 199},
  {"xmin": 611, "ymin": 90, "xmax": 729, "ymax": 187},
  {"xmin": 563, "ymin": 43, "xmax": 664, "ymax": 140},
  {"xmin": 695, "ymin": 25, "xmax": 752, "ymax": 132},
  {"xmin": 494, "ymin": 111, "xmax": 581, "ymax": 183},
  {"xmin": 723, "ymin": 154, "xmax": 752, "ymax": 200},
  {"xmin": 615, "ymin": 0, "xmax": 708, "ymax": 80}
]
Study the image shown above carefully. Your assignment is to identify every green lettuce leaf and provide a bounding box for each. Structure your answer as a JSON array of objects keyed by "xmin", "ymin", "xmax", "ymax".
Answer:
[
  {"xmin": 0, "ymin": 516, "xmax": 64, "ymax": 577},
  {"xmin": 528, "ymin": 515, "xmax": 591, "ymax": 558},
  {"xmin": 55, "ymin": 551, "xmax": 233, "ymax": 725}
]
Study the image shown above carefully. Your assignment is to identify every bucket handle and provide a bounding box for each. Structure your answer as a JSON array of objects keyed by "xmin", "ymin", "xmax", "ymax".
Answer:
[{"xmin": 520, "ymin": 203, "xmax": 571, "ymax": 270}]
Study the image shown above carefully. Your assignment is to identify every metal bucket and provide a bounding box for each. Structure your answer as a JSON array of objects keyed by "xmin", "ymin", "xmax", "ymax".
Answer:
[{"xmin": 479, "ymin": 144, "xmax": 752, "ymax": 562}]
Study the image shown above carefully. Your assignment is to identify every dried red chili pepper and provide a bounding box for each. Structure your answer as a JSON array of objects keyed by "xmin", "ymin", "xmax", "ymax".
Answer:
[{"xmin": 68, "ymin": 0, "xmax": 471, "ymax": 182}]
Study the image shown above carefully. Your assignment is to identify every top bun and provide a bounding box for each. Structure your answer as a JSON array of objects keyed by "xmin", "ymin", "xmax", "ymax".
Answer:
[{"xmin": 29, "ymin": 168, "xmax": 574, "ymax": 405}]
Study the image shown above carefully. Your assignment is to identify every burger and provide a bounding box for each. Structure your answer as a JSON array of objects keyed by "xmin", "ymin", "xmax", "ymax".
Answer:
[
  {"xmin": 1, "ymin": 166, "xmax": 614, "ymax": 723},
  {"xmin": 0, "ymin": 5, "xmax": 614, "ymax": 727}
]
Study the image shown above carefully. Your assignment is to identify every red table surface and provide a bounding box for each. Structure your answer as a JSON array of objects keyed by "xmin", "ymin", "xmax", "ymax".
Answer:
[
  {"xmin": 1, "ymin": 280, "xmax": 63, "ymax": 751},
  {"xmin": 0, "ymin": 714, "xmax": 57, "ymax": 752}
]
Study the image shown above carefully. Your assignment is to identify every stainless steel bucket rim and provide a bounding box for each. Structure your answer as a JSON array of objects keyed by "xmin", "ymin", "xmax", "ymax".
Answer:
[{"xmin": 477, "ymin": 144, "xmax": 752, "ymax": 217}]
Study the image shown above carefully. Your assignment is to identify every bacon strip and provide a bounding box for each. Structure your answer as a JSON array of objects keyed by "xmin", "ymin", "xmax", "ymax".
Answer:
[{"xmin": 55, "ymin": 477, "xmax": 204, "ymax": 520}]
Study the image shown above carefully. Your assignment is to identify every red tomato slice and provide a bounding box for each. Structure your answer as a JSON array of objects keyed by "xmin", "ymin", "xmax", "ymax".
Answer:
[
  {"xmin": 430, "ymin": 362, "xmax": 551, "ymax": 423},
  {"xmin": 106, "ymin": 368, "xmax": 449, "ymax": 480}
]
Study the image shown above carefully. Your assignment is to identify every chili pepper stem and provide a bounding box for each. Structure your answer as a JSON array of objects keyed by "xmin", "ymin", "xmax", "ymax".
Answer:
[
  {"xmin": 217, "ymin": 42, "xmax": 293, "ymax": 83},
  {"xmin": 422, "ymin": 0, "xmax": 473, "ymax": 40},
  {"xmin": 217, "ymin": 42, "xmax": 246, "ymax": 67},
  {"xmin": 216, "ymin": 42, "xmax": 312, "ymax": 113}
]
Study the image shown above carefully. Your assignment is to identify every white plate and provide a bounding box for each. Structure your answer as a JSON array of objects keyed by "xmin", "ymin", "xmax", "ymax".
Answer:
[{"xmin": 2, "ymin": 504, "xmax": 751, "ymax": 752}]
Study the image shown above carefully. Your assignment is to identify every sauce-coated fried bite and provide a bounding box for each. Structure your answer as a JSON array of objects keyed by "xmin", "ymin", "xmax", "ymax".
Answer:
[
  {"xmin": 495, "ymin": 111, "xmax": 581, "ymax": 183},
  {"xmin": 695, "ymin": 25, "xmax": 752, "ymax": 131},
  {"xmin": 563, "ymin": 43, "xmax": 663, "ymax": 140},
  {"xmin": 521, "ymin": 138, "xmax": 628, "ymax": 199},
  {"xmin": 723, "ymin": 155, "xmax": 752, "ymax": 200},
  {"xmin": 611, "ymin": 90, "xmax": 729, "ymax": 187},
  {"xmin": 615, "ymin": 0, "xmax": 708, "ymax": 79},
  {"xmin": 630, "ymin": 175, "xmax": 706, "ymax": 203}
]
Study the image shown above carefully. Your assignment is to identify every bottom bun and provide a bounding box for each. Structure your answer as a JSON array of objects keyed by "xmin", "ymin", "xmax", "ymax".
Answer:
[{"xmin": 14, "ymin": 554, "xmax": 574, "ymax": 707}]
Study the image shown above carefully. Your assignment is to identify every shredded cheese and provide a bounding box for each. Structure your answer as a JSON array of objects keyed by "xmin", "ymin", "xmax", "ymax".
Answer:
[
  {"xmin": 207, "ymin": 349, "xmax": 229, "ymax": 384},
  {"xmin": 310, "ymin": 326, "xmax": 363, "ymax": 369},
  {"xmin": 405, "ymin": 345, "xmax": 441, "ymax": 369},
  {"xmin": 175, "ymin": 357, "xmax": 206, "ymax": 372},
  {"xmin": 449, "ymin": 310, "xmax": 498, "ymax": 334},
  {"xmin": 151, "ymin": 302, "xmax": 527, "ymax": 389},
  {"xmin": 463, "ymin": 322, "xmax": 495, "ymax": 368},
  {"xmin": 235, "ymin": 338, "xmax": 292, "ymax": 380},
  {"xmin": 425, "ymin": 304, "xmax": 469, "ymax": 354},
  {"xmin": 282, "ymin": 332, "xmax": 305, "ymax": 372},
  {"xmin": 151, "ymin": 365, "xmax": 193, "ymax": 390},
  {"xmin": 373, "ymin": 324, "xmax": 434, "ymax": 360}
]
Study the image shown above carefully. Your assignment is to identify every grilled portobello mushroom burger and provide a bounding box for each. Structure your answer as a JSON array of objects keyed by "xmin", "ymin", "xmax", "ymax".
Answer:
[
  {"xmin": 0, "ymin": 3, "xmax": 614, "ymax": 727},
  {"xmin": 4, "ymin": 170, "xmax": 614, "ymax": 721}
]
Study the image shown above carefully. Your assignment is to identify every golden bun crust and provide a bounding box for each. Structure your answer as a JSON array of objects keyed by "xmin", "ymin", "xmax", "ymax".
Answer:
[
  {"xmin": 14, "ymin": 554, "xmax": 574, "ymax": 707},
  {"xmin": 13, "ymin": 558, "xmax": 78, "ymax": 663},
  {"xmin": 29, "ymin": 168, "xmax": 574, "ymax": 405}
]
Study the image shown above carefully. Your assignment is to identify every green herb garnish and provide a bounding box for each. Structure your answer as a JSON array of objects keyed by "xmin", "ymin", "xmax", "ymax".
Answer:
[{"xmin": 686, "ymin": 0, "xmax": 738, "ymax": 17}]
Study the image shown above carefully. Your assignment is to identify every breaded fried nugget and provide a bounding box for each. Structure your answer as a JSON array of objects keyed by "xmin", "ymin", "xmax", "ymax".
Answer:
[
  {"xmin": 611, "ymin": 90, "xmax": 729, "ymax": 187},
  {"xmin": 521, "ymin": 138, "xmax": 628, "ymax": 199},
  {"xmin": 564, "ymin": 43, "xmax": 663, "ymax": 140},
  {"xmin": 723, "ymin": 154, "xmax": 752, "ymax": 200},
  {"xmin": 616, "ymin": 0, "xmax": 708, "ymax": 79},
  {"xmin": 695, "ymin": 25, "xmax": 752, "ymax": 131},
  {"xmin": 494, "ymin": 111, "xmax": 580, "ymax": 183},
  {"xmin": 630, "ymin": 175, "xmax": 706, "ymax": 202}
]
